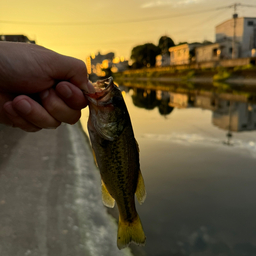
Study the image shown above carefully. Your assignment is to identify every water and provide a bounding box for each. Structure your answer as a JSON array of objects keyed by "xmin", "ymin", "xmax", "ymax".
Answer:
[{"xmin": 81, "ymin": 82, "xmax": 256, "ymax": 256}]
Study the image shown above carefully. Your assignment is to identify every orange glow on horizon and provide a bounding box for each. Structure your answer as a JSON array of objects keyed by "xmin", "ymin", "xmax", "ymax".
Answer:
[{"xmin": 2, "ymin": 0, "xmax": 251, "ymax": 61}]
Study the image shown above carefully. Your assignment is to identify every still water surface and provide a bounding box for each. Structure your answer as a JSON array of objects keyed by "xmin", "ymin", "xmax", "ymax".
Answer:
[{"xmin": 82, "ymin": 82, "xmax": 256, "ymax": 256}]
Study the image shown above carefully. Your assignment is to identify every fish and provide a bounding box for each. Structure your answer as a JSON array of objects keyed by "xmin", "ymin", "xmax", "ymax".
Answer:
[{"xmin": 84, "ymin": 77, "xmax": 146, "ymax": 249}]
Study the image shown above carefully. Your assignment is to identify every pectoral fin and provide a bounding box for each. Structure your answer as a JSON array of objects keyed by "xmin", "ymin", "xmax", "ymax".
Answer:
[
  {"xmin": 135, "ymin": 170, "xmax": 146, "ymax": 205},
  {"xmin": 135, "ymin": 139, "xmax": 140, "ymax": 153},
  {"xmin": 101, "ymin": 180, "xmax": 115, "ymax": 208},
  {"xmin": 92, "ymin": 148, "xmax": 98, "ymax": 167}
]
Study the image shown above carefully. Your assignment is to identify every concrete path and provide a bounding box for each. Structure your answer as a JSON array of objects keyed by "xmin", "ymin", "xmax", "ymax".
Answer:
[{"xmin": 0, "ymin": 123, "xmax": 131, "ymax": 256}]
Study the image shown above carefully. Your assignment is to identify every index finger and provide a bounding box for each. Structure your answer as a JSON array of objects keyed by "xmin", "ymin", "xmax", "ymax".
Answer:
[
  {"xmin": 47, "ymin": 54, "xmax": 95, "ymax": 93},
  {"xmin": 55, "ymin": 81, "xmax": 88, "ymax": 110}
]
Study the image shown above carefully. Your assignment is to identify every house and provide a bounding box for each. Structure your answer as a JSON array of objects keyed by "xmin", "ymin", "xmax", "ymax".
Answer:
[
  {"xmin": 111, "ymin": 60, "xmax": 129, "ymax": 73},
  {"xmin": 168, "ymin": 92, "xmax": 190, "ymax": 108},
  {"xmin": 86, "ymin": 51, "xmax": 114, "ymax": 75},
  {"xmin": 169, "ymin": 43, "xmax": 201, "ymax": 65},
  {"xmin": 212, "ymin": 100, "xmax": 256, "ymax": 132},
  {"xmin": 111, "ymin": 56, "xmax": 129, "ymax": 73},
  {"xmin": 86, "ymin": 52, "xmax": 128, "ymax": 77},
  {"xmin": 0, "ymin": 34, "xmax": 35, "ymax": 44},
  {"xmin": 216, "ymin": 16, "xmax": 256, "ymax": 57},
  {"xmin": 155, "ymin": 53, "xmax": 170, "ymax": 67},
  {"xmin": 196, "ymin": 39, "xmax": 240, "ymax": 63}
]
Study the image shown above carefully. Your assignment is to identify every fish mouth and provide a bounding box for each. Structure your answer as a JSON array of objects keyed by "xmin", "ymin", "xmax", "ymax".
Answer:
[{"xmin": 84, "ymin": 77, "xmax": 118, "ymax": 105}]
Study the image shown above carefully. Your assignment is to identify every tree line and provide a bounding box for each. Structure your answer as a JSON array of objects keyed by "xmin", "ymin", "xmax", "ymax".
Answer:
[{"xmin": 130, "ymin": 36, "xmax": 175, "ymax": 69}]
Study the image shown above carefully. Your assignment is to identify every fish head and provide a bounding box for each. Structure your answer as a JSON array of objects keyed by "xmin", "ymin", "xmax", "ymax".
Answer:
[{"xmin": 84, "ymin": 77, "xmax": 128, "ymax": 141}]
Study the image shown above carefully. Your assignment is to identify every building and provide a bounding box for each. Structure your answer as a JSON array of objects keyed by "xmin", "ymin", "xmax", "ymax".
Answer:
[
  {"xmin": 216, "ymin": 16, "xmax": 256, "ymax": 58},
  {"xmin": 86, "ymin": 52, "xmax": 128, "ymax": 78},
  {"xmin": 212, "ymin": 100, "xmax": 256, "ymax": 132},
  {"xmin": 86, "ymin": 52, "xmax": 114, "ymax": 76},
  {"xmin": 169, "ymin": 43, "xmax": 201, "ymax": 65},
  {"xmin": 111, "ymin": 56, "xmax": 129, "ymax": 73},
  {"xmin": 155, "ymin": 53, "xmax": 170, "ymax": 67},
  {"xmin": 196, "ymin": 39, "xmax": 240, "ymax": 63},
  {"xmin": 168, "ymin": 92, "xmax": 190, "ymax": 108},
  {"xmin": 0, "ymin": 34, "xmax": 35, "ymax": 44}
]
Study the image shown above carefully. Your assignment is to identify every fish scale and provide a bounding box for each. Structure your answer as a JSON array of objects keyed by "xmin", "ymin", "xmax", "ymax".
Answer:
[{"xmin": 84, "ymin": 77, "xmax": 146, "ymax": 249}]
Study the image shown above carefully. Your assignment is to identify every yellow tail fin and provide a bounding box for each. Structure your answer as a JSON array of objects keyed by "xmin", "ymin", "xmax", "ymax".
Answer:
[{"xmin": 117, "ymin": 214, "xmax": 146, "ymax": 250}]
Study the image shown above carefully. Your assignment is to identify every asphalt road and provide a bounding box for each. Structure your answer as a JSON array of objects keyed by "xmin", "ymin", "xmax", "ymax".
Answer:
[{"xmin": 0, "ymin": 123, "xmax": 131, "ymax": 256}]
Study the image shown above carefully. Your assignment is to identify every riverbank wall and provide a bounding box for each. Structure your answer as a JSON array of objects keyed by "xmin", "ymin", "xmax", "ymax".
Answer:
[{"xmin": 114, "ymin": 57, "xmax": 256, "ymax": 86}]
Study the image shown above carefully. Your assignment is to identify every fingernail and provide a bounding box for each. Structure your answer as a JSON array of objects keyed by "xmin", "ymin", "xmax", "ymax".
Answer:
[
  {"xmin": 87, "ymin": 81, "xmax": 95, "ymax": 93},
  {"xmin": 40, "ymin": 90, "xmax": 49, "ymax": 100},
  {"xmin": 16, "ymin": 100, "xmax": 32, "ymax": 115},
  {"xmin": 4, "ymin": 102, "xmax": 18, "ymax": 117},
  {"xmin": 59, "ymin": 84, "xmax": 72, "ymax": 98}
]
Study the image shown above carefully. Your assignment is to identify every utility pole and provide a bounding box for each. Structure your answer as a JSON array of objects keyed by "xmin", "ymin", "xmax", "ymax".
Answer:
[
  {"xmin": 217, "ymin": 2, "xmax": 256, "ymax": 59},
  {"xmin": 232, "ymin": 3, "xmax": 240, "ymax": 59}
]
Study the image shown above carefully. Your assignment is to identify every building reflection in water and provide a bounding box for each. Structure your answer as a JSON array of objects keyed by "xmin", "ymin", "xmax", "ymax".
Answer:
[
  {"xmin": 130, "ymin": 88, "xmax": 174, "ymax": 116},
  {"xmin": 122, "ymin": 83, "xmax": 256, "ymax": 144}
]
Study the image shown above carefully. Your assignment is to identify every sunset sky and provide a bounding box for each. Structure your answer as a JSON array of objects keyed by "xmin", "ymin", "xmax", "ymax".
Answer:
[{"xmin": 1, "ymin": 0, "xmax": 256, "ymax": 62}]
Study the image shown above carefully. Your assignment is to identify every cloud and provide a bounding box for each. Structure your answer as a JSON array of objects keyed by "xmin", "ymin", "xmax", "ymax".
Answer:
[{"xmin": 141, "ymin": 0, "xmax": 202, "ymax": 8}]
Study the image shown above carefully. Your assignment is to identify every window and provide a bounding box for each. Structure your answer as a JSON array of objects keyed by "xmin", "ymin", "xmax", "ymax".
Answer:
[
  {"xmin": 213, "ymin": 48, "xmax": 218, "ymax": 57},
  {"xmin": 229, "ymin": 47, "xmax": 233, "ymax": 54},
  {"xmin": 248, "ymin": 21, "xmax": 254, "ymax": 26}
]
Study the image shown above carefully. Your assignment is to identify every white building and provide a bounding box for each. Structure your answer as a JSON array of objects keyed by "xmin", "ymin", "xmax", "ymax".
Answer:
[
  {"xmin": 196, "ymin": 39, "xmax": 240, "ymax": 62},
  {"xmin": 155, "ymin": 54, "xmax": 170, "ymax": 67},
  {"xmin": 216, "ymin": 16, "xmax": 256, "ymax": 58},
  {"xmin": 168, "ymin": 92, "xmax": 190, "ymax": 108},
  {"xmin": 212, "ymin": 100, "xmax": 256, "ymax": 132},
  {"xmin": 169, "ymin": 43, "xmax": 201, "ymax": 65}
]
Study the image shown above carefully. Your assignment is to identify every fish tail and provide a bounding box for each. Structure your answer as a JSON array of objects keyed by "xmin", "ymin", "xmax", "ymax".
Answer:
[{"xmin": 117, "ymin": 214, "xmax": 146, "ymax": 250}]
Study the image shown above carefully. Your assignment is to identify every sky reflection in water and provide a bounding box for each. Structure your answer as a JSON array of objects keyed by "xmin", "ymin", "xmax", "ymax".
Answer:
[{"xmin": 81, "ymin": 82, "xmax": 256, "ymax": 256}]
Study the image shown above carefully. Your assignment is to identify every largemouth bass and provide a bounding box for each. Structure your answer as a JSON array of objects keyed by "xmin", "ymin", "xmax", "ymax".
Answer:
[{"xmin": 84, "ymin": 77, "xmax": 146, "ymax": 249}]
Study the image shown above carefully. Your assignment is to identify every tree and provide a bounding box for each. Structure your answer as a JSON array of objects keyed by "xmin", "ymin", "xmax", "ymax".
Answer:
[
  {"xmin": 131, "ymin": 43, "xmax": 160, "ymax": 69},
  {"xmin": 158, "ymin": 36, "xmax": 175, "ymax": 55}
]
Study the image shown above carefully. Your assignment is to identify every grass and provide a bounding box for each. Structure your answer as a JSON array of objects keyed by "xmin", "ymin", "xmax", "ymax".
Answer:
[{"xmin": 213, "ymin": 68, "xmax": 231, "ymax": 81}]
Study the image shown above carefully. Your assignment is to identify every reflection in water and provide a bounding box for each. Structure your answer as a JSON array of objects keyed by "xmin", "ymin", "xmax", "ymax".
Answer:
[
  {"xmin": 82, "ymin": 81, "xmax": 256, "ymax": 256},
  {"xmin": 142, "ymin": 132, "xmax": 256, "ymax": 158},
  {"xmin": 158, "ymin": 93, "xmax": 174, "ymax": 116},
  {"xmin": 131, "ymin": 88, "xmax": 174, "ymax": 116},
  {"xmin": 132, "ymin": 88, "xmax": 158, "ymax": 110},
  {"xmin": 121, "ymin": 82, "xmax": 256, "ymax": 146}
]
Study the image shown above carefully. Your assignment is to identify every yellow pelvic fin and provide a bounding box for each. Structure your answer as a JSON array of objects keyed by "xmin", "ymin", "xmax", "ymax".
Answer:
[
  {"xmin": 92, "ymin": 148, "xmax": 98, "ymax": 167},
  {"xmin": 135, "ymin": 170, "xmax": 146, "ymax": 205},
  {"xmin": 117, "ymin": 214, "xmax": 146, "ymax": 250},
  {"xmin": 135, "ymin": 139, "xmax": 140, "ymax": 153},
  {"xmin": 101, "ymin": 180, "xmax": 115, "ymax": 208}
]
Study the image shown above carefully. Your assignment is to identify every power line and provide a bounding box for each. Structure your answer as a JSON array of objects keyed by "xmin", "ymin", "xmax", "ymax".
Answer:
[
  {"xmin": 0, "ymin": 7, "xmax": 221, "ymax": 26},
  {"xmin": 216, "ymin": 3, "xmax": 256, "ymax": 58},
  {"xmin": 174, "ymin": 8, "xmax": 229, "ymax": 36},
  {"xmin": 217, "ymin": 2, "xmax": 256, "ymax": 12},
  {"xmin": 42, "ymin": 9, "xmax": 228, "ymax": 49}
]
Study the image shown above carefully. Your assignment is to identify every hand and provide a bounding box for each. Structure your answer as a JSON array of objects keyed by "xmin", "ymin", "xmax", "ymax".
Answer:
[{"xmin": 0, "ymin": 42, "xmax": 94, "ymax": 132}]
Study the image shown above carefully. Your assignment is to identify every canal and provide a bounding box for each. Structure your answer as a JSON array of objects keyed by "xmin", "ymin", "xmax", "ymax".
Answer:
[{"xmin": 81, "ymin": 81, "xmax": 256, "ymax": 256}]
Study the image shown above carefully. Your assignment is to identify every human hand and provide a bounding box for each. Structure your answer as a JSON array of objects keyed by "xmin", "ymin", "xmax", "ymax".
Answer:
[{"xmin": 0, "ymin": 42, "xmax": 94, "ymax": 132}]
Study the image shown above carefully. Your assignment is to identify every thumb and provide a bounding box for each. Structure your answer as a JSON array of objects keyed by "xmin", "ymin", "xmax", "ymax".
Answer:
[{"xmin": 48, "ymin": 53, "xmax": 95, "ymax": 93}]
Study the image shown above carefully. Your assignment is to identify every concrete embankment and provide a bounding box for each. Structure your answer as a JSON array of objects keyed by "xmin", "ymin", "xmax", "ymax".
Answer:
[
  {"xmin": 0, "ymin": 123, "xmax": 132, "ymax": 256},
  {"xmin": 117, "ymin": 76, "xmax": 256, "ymax": 86},
  {"xmin": 114, "ymin": 66, "xmax": 256, "ymax": 86}
]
